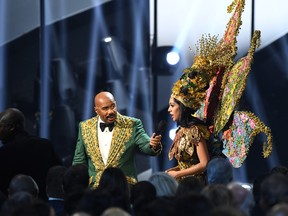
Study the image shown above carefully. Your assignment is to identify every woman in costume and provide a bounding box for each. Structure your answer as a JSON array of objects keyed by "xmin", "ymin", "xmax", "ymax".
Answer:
[
  {"xmin": 166, "ymin": 70, "xmax": 211, "ymax": 183},
  {"xmin": 165, "ymin": 0, "xmax": 273, "ymax": 182}
]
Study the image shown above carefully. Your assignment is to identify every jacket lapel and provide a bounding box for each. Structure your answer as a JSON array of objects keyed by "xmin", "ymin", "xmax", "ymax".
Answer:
[
  {"xmin": 105, "ymin": 113, "xmax": 134, "ymax": 166},
  {"xmin": 82, "ymin": 117, "xmax": 105, "ymax": 169}
]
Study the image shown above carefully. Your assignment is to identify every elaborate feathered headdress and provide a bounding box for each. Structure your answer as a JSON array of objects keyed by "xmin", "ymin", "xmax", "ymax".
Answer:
[
  {"xmin": 171, "ymin": 33, "xmax": 235, "ymax": 111},
  {"xmin": 171, "ymin": 0, "xmax": 272, "ymax": 168}
]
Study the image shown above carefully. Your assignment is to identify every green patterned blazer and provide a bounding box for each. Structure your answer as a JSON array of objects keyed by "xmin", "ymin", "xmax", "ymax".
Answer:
[{"xmin": 72, "ymin": 112, "xmax": 161, "ymax": 188}]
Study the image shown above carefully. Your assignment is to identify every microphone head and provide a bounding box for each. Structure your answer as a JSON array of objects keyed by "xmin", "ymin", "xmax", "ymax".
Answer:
[{"xmin": 155, "ymin": 120, "xmax": 167, "ymax": 135}]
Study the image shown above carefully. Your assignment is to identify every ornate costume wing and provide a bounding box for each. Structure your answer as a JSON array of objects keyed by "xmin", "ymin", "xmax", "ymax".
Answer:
[
  {"xmin": 194, "ymin": 0, "xmax": 245, "ymax": 125},
  {"xmin": 221, "ymin": 111, "xmax": 273, "ymax": 168},
  {"xmin": 214, "ymin": 31, "xmax": 273, "ymax": 167},
  {"xmin": 214, "ymin": 30, "xmax": 261, "ymax": 134}
]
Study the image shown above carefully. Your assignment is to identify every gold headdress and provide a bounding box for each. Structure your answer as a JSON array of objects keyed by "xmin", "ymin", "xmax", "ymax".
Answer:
[
  {"xmin": 171, "ymin": 33, "xmax": 235, "ymax": 111},
  {"xmin": 171, "ymin": 0, "xmax": 244, "ymax": 111},
  {"xmin": 171, "ymin": 0, "xmax": 273, "ymax": 168},
  {"xmin": 171, "ymin": 66, "xmax": 210, "ymax": 111},
  {"xmin": 171, "ymin": 0, "xmax": 250, "ymax": 115}
]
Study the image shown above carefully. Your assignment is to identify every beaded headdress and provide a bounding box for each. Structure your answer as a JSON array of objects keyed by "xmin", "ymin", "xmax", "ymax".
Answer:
[
  {"xmin": 171, "ymin": 0, "xmax": 273, "ymax": 168},
  {"xmin": 171, "ymin": 34, "xmax": 234, "ymax": 111}
]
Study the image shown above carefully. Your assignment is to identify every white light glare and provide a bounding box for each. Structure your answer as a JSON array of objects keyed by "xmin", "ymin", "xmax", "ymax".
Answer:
[
  {"xmin": 103, "ymin": 37, "xmax": 112, "ymax": 43},
  {"xmin": 166, "ymin": 51, "xmax": 180, "ymax": 65},
  {"xmin": 169, "ymin": 128, "xmax": 177, "ymax": 140},
  {"xmin": 240, "ymin": 182, "xmax": 253, "ymax": 191}
]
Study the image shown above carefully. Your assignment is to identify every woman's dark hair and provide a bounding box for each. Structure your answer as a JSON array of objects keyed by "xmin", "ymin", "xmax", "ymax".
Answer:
[
  {"xmin": 97, "ymin": 167, "xmax": 131, "ymax": 213},
  {"xmin": 98, "ymin": 167, "xmax": 129, "ymax": 194},
  {"xmin": 174, "ymin": 98, "xmax": 206, "ymax": 128}
]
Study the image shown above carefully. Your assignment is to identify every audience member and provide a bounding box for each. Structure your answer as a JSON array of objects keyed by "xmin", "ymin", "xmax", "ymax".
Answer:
[
  {"xmin": 270, "ymin": 165, "xmax": 288, "ymax": 178},
  {"xmin": 97, "ymin": 167, "xmax": 131, "ymax": 213},
  {"xmin": 266, "ymin": 203, "xmax": 288, "ymax": 216},
  {"xmin": 227, "ymin": 182, "xmax": 255, "ymax": 216},
  {"xmin": 74, "ymin": 189, "xmax": 113, "ymax": 216},
  {"xmin": 62, "ymin": 164, "xmax": 90, "ymax": 216},
  {"xmin": 130, "ymin": 180, "xmax": 156, "ymax": 215},
  {"xmin": 9, "ymin": 199, "xmax": 56, "ymax": 216},
  {"xmin": 1, "ymin": 191, "xmax": 34, "ymax": 215},
  {"xmin": 250, "ymin": 172, "xmax": 270, "ymax": 216},
  {"xmin": 210, "ymin": 206, "xmax": 246, "ymax": 216},
  {"xmin": 0, "ymin": 190, "xmax": 7, "ymax": 211},
  {"xmin": 63, "ymin": 190, "xmax": 86, "ymax": 216},
  {"xmin": 175, "ymin": 192, "xmax": 213, "ymax": 216},
  {"xmin": 71, "ymin": 213, "xmax": 91, "ymax": 216},
  {"xmin": 8, "ymin": 174, "xmax": 39, "ymax": 198},
  {"xmin": 259, "ymin": 172, "xmax": 288, "ymax": 214},
  {"xmin": 62, "ymin": 164, "xmax": 89, "ymax": 196},
  {"xmin": 206, "ymin": 156, "xmax": 233, "ymax": 185},
  {"xmin": 46, "ymin": 165, "xmax": 68, "ymax": 216},
  {"xmin": 148, "ymin": 172, "xmax": 178, "ymax": 198},
  {"xmin": 137, "ymin": 197, "xmax": 176, "ymax": 216},
  {"xmin": 175, "ymin": 176, "xmax": 204, "ymax": 197},
  {"xmin": 201, "ymin": 184, "xmax": 235, "ymax": 208},
  {"xmin": 101, "ymin": 207, "xmax": 131, "ymax": 216},
  {"xmin": 0, "ymin": 108, "xmax": 61, "ymax": 200}
]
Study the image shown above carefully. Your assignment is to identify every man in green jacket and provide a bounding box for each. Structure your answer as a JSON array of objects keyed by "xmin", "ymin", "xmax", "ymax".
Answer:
[{"xmin": 72, "ymin": 91, "xmax": 162, "ymax": 188}]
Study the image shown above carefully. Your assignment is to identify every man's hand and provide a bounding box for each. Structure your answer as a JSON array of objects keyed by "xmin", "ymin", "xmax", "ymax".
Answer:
[{"xmin": 150, "ymin": 133, "xmax": 162, "ymax": 150}]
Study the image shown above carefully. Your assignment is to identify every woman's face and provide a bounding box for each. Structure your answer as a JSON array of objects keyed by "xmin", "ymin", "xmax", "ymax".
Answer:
[{"xmin": 168, "ymin": 97, "xmax": 181, "ymax": 122}]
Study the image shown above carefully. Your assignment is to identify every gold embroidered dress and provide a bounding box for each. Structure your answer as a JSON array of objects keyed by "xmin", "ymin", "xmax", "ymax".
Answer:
[{"xmin": 168, "ymin": 124, "xmax": 210, "ymax": 180}]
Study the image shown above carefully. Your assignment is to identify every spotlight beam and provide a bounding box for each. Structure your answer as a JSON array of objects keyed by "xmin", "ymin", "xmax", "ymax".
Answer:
[{"xmin": 39, "ymin": 0, "xmax": 51, "ymax": 138}]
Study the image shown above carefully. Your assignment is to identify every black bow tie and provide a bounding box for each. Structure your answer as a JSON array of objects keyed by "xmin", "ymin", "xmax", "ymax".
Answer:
[{"xmin": 100, "ymin": 122, "xmax": 114, "ymax": 132}]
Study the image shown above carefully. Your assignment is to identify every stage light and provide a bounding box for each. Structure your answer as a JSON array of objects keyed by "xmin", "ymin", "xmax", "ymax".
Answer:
[
  {"xmin": 152, "ymin": 46, "xmax": 180, "ymax": 75},
  {"xmin": 103, "ymin": 36, "xmax": 112, "ymax": 43},
  {"xmin": 166, "ymin": 51, "xmax": 180, "ymax": 65},
  {"xmin": 102, "ymin": 36, "xmax": 128, "ymax": 79}
]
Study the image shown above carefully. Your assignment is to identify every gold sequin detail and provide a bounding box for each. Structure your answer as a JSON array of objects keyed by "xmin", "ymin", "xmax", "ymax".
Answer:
[{"xmin": 82, "ymin": 113, "xmax": 135, "ymax": 188}]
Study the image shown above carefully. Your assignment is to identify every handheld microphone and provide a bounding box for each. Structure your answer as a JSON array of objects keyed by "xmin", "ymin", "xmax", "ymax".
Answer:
[{"xmin": 154, "ymin": 120, "xmax": 167, "ymax": 136}]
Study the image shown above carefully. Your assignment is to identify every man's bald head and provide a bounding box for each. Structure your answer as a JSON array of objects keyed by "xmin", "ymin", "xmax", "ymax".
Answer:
[
  {"xmin": 94, "ymin": 91, "xmax": 117, "ymax": 123},
  {"xmin": 94, "ymin": 92, "xmax": 115, "ymax": 107},
  {"xmin": 0, "ymin": 108, "xmax": 25, "ymax": 143},
  {"xmin": 0, "ymin": 108, "xmax": 25, "ymax": 125},
  {"xmin": 8, "ymin": 174, "xmax": 39, "ymax": 198}
]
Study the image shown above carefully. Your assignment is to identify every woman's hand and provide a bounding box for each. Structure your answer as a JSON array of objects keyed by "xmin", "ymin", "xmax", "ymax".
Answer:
[
  {"xmin": 166, "ymin": 170, "xmax": 179, "ymax": 178},
  {"xmin": 166, "ymin": 166, "xmax": 180, "ymax": 178}
]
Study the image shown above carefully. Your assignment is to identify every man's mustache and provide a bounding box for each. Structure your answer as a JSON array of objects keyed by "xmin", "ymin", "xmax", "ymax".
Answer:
[{"xmin": 107, "ymin": 114, "xmax": 115, "ymax": 118}]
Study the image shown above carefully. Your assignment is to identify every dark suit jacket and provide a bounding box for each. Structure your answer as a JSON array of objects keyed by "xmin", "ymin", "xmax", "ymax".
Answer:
[
  {"xmin": 0, "ymin": 131, "xmax": 61, "ymax": 200},
  {"xmin": 48, "ymin": 199, "xmax": 65, "ymax": 216}
]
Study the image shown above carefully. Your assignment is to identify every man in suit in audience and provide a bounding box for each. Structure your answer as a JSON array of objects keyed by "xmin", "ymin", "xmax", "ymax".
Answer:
[{"xmin": 0, "ymin": 108, "xmax": 61, "ymax": 200}]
